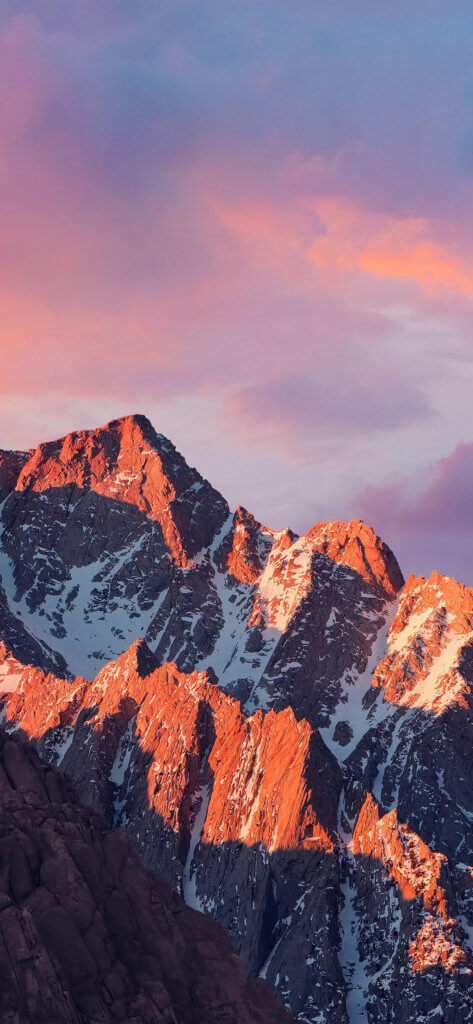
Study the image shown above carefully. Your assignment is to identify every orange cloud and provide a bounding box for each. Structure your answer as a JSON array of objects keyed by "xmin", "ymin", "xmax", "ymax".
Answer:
[
  {"xmin": 309, "ymin": 198, "xmax": 473, "ymax": 298},
  {"xmin": 360, "ymin": 239, "xmax": 473, "ymax": 295}
]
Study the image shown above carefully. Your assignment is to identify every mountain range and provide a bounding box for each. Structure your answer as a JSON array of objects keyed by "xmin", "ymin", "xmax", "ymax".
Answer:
[{"xmin": 0, "ymin": 413, "xmax": 472, "ymax": 1023}]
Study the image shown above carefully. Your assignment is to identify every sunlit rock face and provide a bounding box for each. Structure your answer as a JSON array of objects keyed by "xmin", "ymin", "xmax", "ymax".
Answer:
[{"xmin": 1, "ymin": 415, "xmax": 473, "ymax": 1023}]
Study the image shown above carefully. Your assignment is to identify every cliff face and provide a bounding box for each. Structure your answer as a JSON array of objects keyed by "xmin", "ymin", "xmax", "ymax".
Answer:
[
  {"xmin": 1, "ymin": 644, "xmax": 344, "ymax": 1021},
  {"xmin": 1, "ymin": 415, "xmax": 473, "ymax": 1023},
  {"xmin": 0, "ymin": 728, "xmax": 291, "ymax": 1024}
]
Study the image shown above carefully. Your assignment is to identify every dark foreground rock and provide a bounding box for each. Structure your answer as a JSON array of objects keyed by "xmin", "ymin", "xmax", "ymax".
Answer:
[{"xmin": 0, "ymin": 728, "xmax": 292, "ymax": 1024}]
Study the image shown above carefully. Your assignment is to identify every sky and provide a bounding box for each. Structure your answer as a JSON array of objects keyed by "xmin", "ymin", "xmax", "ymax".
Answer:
[{"xmin": 1, "ymin": 1, "xmax": 473, "ymax": 584}]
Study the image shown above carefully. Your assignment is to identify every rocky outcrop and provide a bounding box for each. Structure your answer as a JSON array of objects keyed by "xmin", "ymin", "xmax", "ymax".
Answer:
[
  {"xmin": 1, "ymin": 640, "xmax": 344, "ymax": 1022},
  {"xmin": 341, "ymin": 794, "xmax": 473, "ymax": 1023},
  {"xmin": 343, "ymin": 571, "xmax": 473, "ymax": 862},
  {"xmin": 0, "ymin": 727, "xmax": 291, "ymax": 1024},
  {"xmin": 304, "ymin": 519, "xmax": 404, "ymax": 599},
  {"xmin": 371, "ymin": 570, "xmax": 473, "ymax": 713}
]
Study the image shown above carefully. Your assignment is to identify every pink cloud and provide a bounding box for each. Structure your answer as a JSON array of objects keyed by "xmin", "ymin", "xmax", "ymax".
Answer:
[{"xmin": 0, "ymin": 9, "xmax": 471, "ymax": 426}]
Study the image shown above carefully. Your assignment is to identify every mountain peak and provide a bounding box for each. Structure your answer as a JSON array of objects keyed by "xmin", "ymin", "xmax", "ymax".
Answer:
[
  {"xmin": 102, "ymin": 637, "xmax": 159, "ymax": 677},
  {"xmin": 99, "ymin": 412, "xmax": 173, "ymax": 453},
  {"xmin": 107, "ymin": 411, "xmax": 154, "ymax": 431},
  {"xmin": 394, "ymin": 570, "xmax": 473, "ymax": 636},
  {"xmin": 307, "ymin": 517, "xmax": 404, "ymax": 597},
  {"xmin": 11, "ymin": 415, "xmax": 229, "ymax": 566}
]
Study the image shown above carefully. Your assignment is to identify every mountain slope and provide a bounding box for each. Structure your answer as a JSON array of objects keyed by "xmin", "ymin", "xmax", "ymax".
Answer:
[
  {"xmin": 1, "ymin": 415, "xmax": 473, "ymax": 1023},
  {"xmin": 0, "ymin": 415, "xmax": 401, "ymax": 707}
]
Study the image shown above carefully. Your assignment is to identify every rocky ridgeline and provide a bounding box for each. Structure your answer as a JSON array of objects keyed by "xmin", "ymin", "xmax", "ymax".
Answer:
[{"xmin": 0, "ymin": 415, "xmax": 473, "ymax": 1023}]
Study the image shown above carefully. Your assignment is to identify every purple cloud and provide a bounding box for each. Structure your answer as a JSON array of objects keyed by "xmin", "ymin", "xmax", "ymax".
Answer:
[
  {"xmin": 226, "ymin": 370, "xmax": 434, "ymax": 455},
  {"xmin": 356, "ymin": 444, "xmax": 473, "ymax": 584}
]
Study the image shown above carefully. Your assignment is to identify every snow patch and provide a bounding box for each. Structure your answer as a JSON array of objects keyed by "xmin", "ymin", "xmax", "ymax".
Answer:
[
  {"xmin": 182, "ymin": 785, "xmax": 211, "ymax": 911},
  {"xmin": 339, "ymin": 853, "xmax": 369, "ymax": 1023}
]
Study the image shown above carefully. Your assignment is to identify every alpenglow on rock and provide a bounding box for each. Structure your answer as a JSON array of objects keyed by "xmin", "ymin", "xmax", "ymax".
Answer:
[{"xmin": 0, "ymin": 414, "xmax": 473, "ymax": 1023}]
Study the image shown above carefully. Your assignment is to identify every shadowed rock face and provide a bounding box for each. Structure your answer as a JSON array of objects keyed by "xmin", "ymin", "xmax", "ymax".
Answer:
[
  {"xmin": 1, "ymin": 415, "xmax": 473, "ymax": 1023},
  {"xmin": 0, "ymin": 450, "xmax": 29, "ymax": 503},
  {"xmin": 0, "ymin": 728, "xmax": 292, "ymax": 1024}
]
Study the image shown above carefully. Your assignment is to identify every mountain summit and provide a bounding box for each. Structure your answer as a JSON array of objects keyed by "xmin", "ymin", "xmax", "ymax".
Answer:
[{"xmin": 11, "ymin": 414, "xmax": 229, "ymax": 567}]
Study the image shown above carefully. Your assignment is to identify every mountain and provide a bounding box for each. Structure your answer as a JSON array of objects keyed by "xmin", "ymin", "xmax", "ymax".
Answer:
[
  {"xmin": 0, "ymin": 414, "xmax": 472, "ymax": 1023},
  {"xmin": 0, "ymin": 726, "xmax": 290, "ymax": 1024}
]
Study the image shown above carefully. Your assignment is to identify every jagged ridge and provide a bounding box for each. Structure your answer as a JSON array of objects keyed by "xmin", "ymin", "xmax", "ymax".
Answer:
[{"xmin": 1, "ymin": 416, "xmax": 473, "ymax": 1023}]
